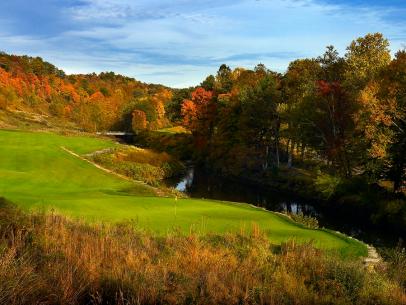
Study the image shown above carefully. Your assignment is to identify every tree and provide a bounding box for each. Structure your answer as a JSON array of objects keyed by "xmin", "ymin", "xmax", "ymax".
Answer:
[
  {"xmin": 181, "ymin": 87, "xmax": 214, "ymax": 132},
  {"xmin": 314, "ymin": 80, "xmax": 355, "ymax": 176},
  {"xmin": 282, "ymin": 59, "xmax": 322, "ymax": 166},
  {"xmin": 286, "ymin": 46, "xmax": 356, "ymax": 176},
  {"xmin": 181, "ymin": 87, "xmax": 215, "ymax": 150},
  {"xmin": 200, "ymin": 75, "xmax": 215, "ymax": 91},
  {"xmin": 215, "ymin": 64, "xmax": 233, "ymax": 94},
  {"xmin": 345, "ymin": 33, "xmax": 391, "ymax": 91},
  {"xmin": 239, "ymin": 74, "xmax": 281, "ymax": 170},
  {"xmin": 318, "ymin": 46, "xmax": 345, "ymax": 82},
  {"xmin": 345, "ymin": 33, "xmax": 392, "ymax": 179},
  {"xmin": 132, "ymin": 109, "xmax": 147, "ymax": 133},
  {"xmin": 181, "ymin": 100, "xmax": 197, "ymax": 129}
]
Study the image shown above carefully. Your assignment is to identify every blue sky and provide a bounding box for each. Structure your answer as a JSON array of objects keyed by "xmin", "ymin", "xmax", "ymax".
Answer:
[{"xmin": 0, "ymin": 0, "xmax": 405, "ymax": 87}]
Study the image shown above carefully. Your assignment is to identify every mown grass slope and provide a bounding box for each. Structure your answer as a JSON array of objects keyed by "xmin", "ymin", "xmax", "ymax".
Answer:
[{"xmin": 0, "ymin": 129, "xmax": 366, "ymax": 257}]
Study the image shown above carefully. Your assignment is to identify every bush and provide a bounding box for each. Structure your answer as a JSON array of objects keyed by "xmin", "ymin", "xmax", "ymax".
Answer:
[
  {"xmin": 289, "ymin": 212, "xmax": 319, "ymax": 229},
  {"xmin": 380, "ymin": 243, "xmax": 406, "ymax": 289},
  {"xmin": 314, "ymin": 173, "xmax": 342, "ymax": 199}
]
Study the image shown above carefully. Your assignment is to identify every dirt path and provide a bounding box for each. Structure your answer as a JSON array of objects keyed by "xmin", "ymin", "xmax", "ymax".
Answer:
[
  {"xmin": 83, "ymin": 147, "xmax": 115, "ymax": 158},
  {"xmin": 364, "ymin": 245, "xmax": 382, "ymax": 267},
  {"xmin": 61, "ymin": 146, "xmax": 134, "ymax": 182},
  {"xmin": 60, "ymin": 146, "xmax": 165, "ymax": 196}
]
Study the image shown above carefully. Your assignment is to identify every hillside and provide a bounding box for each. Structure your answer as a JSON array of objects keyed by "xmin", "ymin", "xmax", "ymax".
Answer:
[{"xmin": 0, "ymin": 52, "xmax": 172, "ymax": 132}]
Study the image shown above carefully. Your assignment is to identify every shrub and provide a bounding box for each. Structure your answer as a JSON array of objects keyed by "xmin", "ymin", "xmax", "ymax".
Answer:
[
  {"xmin": 380, "ymin": 243, "xmax": 406, "ymax": 289},
  {"xmin": 289, "ymin": 212, "xmax": 319, "ymax": 229},
  {"xmin": 314, "ymin": 173, "xmax": 342, "ymax": 199}
]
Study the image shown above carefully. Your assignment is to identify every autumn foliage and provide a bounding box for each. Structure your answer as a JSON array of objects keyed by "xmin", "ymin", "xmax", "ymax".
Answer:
[
  {"xmin": 0, "ymin": 52, "xmax": 172, "ymax": 131},
  {"xmin": 174, "ymin": 33, "xmax": 404, "ymax": 191},
  {"xmin": 131, "ymin": 109, "xmax": 147, "ymax": 132},
  {"xmin": 181, "ymin": 87, "xmax": 214, "ymax": 131}
]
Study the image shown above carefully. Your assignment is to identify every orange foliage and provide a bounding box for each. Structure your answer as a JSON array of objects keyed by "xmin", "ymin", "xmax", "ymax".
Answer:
[
  {"xmin": 132, "ymin": 109, "xmax": 148, "ymax": 132},
  {"xmin": 0, "ymin": 52, "xmax": 172, "ymax": 131},
  {"xmin": 181, "ymin": 87, "xmax": 214, "ymax": 131},
  {"xmin": 181, "ymin": 99, "xmax": 197, "ymax": 128},
  {"xmin": 89, "ymin": 91, "xmax": 104, "ymax": 102}
]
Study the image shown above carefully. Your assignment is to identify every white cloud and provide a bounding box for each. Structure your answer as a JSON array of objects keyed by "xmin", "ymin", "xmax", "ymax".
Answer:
[{"xmin": 0, "ymin": 0, "xmax": 405, "ymax": 86}]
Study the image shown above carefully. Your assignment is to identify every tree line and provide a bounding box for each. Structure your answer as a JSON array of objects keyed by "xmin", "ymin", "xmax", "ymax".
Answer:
[{"xmin": 167, "ymin": 33, "xmax": 405, "ymax": 192}]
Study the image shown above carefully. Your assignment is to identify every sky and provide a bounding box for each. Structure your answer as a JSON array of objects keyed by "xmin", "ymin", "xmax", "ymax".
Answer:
[{"xmin": 0, "ymin": 0, "xmax": 405, "ymax": 88}]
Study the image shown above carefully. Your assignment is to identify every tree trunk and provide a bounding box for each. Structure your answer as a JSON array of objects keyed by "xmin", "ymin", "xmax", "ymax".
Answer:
[
  {"xmin": 286, "ymin": 139, "xmax": 291, "ymax": 160},
  {"xmin": 263, "ymin": 145, "xmax": 269, "ymax": 171},
  {"xmin": 288, "ymin": 140, "xmax": 294, "ymax": 168},
  {"xmin": 300, "ymin": 143, "xmax": 305, "ymax": 161},
  {"xmin": 275, "ymin": 142, "xmax": 280, "ymax": 168}
]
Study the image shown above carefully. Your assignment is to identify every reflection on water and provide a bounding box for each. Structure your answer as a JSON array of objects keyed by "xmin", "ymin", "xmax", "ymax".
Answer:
[
  {"xmin": 165, "ymin": 166, "xmax": 399, "ymax": 247},
  {"xmin": 175, "ymin": 167, "xmax": 194, "ymax": 192},
  {"xmin": 167, "ymin": 166, "xmax": 319, "ymax": 217}
]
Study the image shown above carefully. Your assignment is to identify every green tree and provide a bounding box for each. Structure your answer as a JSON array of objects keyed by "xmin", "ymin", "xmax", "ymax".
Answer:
[
  {"xmin": 215, "ymin": 64, "xmax": 233, "ymax": 94},
  {"xmin": 201, "ymin": 75, "xmax": 215, "ymax": 91},
  {"xmin": 344, "ymin": 33, "xmax": 391, "ymax": 91},
  {"xmin": 239, "ymin": 73, "xmax": 281, "ymax": 170},
  {"xmin": 282, "ymin": 59, "xmax": 321, "ymax": 166}
]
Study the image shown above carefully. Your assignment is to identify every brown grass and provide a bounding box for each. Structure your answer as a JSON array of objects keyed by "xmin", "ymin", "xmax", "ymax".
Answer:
[
  {"xmin": 115, "ymin": 147, "xmax": 172, "ymax": 167},
  {"xmin": 0, "ymin": 200, "xmax": 405, "ymax": 305}
]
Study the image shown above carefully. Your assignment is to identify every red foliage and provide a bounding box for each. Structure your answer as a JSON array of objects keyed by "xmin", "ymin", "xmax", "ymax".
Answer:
[
  {"xmin": 316, "ymin": 80, "xmax": 342, "ymax": 96},
  {"xmin": 181, "ymin": 87, "xmax": 214, "ymax": 132},
  {"xmin": 190, "ymin": 87, "xmax": 213, "ymax": 106}
]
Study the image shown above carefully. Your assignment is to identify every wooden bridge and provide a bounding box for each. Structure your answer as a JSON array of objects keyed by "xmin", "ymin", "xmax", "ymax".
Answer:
[{"xmin": 96, "ymin": 131, "xmax": 134, "ymax": 136}]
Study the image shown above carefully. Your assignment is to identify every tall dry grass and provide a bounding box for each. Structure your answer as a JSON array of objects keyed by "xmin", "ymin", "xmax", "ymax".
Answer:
[{"xmin": 0, "ymin": 200, "xmax": 405, "ymax": 305}]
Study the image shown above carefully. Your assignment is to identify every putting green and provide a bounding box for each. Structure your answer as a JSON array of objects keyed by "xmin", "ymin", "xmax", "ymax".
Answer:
[{"xmin": 0, "ymin": 129, "xmax": 367, "ymax": 257}]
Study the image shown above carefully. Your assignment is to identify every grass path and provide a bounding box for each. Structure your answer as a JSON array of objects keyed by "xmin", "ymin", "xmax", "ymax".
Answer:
[{"xmin": 0, "ymin": 129, "xmax": 367, "ymax": 257}]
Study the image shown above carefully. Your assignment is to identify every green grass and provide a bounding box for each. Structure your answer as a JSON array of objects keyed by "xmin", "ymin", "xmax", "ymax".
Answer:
[{"xmin": 0, "ymin": 129, "xmax": 367, "ymax": 257}]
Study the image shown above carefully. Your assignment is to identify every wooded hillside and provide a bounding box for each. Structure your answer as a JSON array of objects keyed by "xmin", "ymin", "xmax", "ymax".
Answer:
[{"xmin": 0, "ymin": 52, "xmax": 172, "ymax": 131}]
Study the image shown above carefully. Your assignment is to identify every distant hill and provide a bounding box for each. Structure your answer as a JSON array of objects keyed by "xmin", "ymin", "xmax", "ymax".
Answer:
[{"xmin": 0, "ymin": 52, "xmax": 172, "ymax": 131}]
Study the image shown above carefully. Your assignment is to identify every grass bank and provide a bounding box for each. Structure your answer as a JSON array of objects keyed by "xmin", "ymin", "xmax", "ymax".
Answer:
[
  {"xmin": 89, "ymin": 145, "xmax": 185, "ymax": 186},
  {"xmin": 0, "ymin": 129, "xmax": 366, "ymax": 257}
]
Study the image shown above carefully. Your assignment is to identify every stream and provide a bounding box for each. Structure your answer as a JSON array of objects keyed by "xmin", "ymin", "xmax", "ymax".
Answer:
[{"xmin": 165, "ymin": 166, "xmax": 402, "ymax": 248}]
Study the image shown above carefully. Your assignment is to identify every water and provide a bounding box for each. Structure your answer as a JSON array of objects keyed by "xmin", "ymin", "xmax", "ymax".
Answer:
[
  {"xmin": 165, "ymin": 166, "xmax": 401, "ymax": 247},
  {"xmin": 168, "ymin": 166, "xmax": 318, "ymax": 215}
]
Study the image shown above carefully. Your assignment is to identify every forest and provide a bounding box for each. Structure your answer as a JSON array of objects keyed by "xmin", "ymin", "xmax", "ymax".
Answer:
[{"xmin": 165, "ymin": 33, "xmax": 405, "ymax": 193}]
